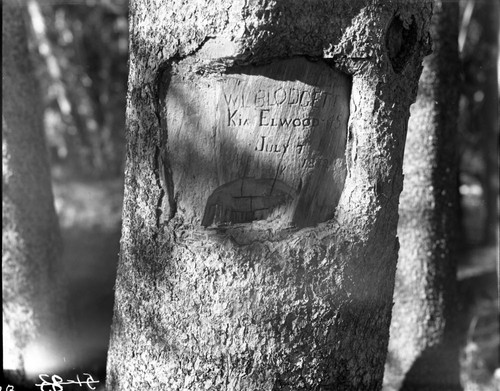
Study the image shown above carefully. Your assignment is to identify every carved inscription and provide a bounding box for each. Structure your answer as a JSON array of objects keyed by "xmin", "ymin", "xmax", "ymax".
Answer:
[
  {"xmin": 224, "ymin": 87, "xmax": 332, "ymax": 127},
  {"xmin": 163, "ymin": 57, "xmax": 351, "ymax": 228},
  {"xmin": 220, "ymin": 82, "xmax": 340, "ymax": 173}
]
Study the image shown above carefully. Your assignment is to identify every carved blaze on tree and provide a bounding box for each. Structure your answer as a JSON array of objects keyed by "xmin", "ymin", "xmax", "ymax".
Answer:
[{"xmin": 162, "ymin": 58, "xmax": 350, "ymax": 229}]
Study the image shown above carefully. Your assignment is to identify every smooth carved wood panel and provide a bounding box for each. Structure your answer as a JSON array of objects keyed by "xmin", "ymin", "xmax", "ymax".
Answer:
[{"xmin": 162, "ymin": 58, "xmax": 351, "ymax": 229}]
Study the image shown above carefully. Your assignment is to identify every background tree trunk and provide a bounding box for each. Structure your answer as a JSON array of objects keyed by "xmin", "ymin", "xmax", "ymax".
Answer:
[
  {"xmin": 2, "ymin": 0, "xmax": 67, "ymax": 383},
  {"xmin": 471, "ymin": 0, "xmax": 499, "ymax": 245},
  {"xmin": 107, "ymin": 1, "xmax": 432, "ymax": 389},
  {"xmin": 384, "ymin": 1, "xmax": 462, "ymax": 390}
]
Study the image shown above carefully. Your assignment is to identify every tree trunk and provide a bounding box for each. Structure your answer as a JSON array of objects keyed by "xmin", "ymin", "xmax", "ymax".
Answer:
[
  {"xmin": 383, "ymin": 1, "xmax": 462, "ymax": 390},
  {"xmin": 2, "ymin": 0, "xmax": 67, "ymax": 383},
  {"xmin": 474, "ymin": 0, "xmax": 499, "ymax": 245},
  {"xmin": 107, "ymin": 1, "xmax": 432, "ymax": 389}
]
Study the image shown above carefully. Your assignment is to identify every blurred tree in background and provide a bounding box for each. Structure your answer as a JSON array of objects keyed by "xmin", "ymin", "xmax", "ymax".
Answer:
[
  {"xmin": 384, "ymin": 1, "xmax": 462, "ymax": 389},
  {"xmin": 458, "ymin": 0, "xmax": 499, "ymax": 246},
  {"xmin": 26, "ymin": 0, "xmax": 128, "ymax": 179},
  {"xmin": 455, "ymin": 2, "xmax": 499, "ymax": 389},
  {"xmin": 384, "ymin": 1, "xmax": 499, "ymax": 390},
  {"xmin": 2, "ymin": 0, "xmax": 69, "ymax": 385}
]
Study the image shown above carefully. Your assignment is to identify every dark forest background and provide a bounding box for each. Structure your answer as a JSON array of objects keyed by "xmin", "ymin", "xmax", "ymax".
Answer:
[{"xmin": 4, "ymin": 0, "xmax": 499, "ymax": 389}]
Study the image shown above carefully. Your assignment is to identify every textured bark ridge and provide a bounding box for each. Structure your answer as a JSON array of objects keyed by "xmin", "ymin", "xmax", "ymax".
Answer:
[
  {"xmin": 161, "ymin": 58, "xmax": 350, "ymax": 229},
  {"xmin": 107, "ymin": 1, "xmax": 433, "ymax": 390}
]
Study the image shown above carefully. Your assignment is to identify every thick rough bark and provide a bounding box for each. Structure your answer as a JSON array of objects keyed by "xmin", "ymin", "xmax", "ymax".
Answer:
[
  {"xmin": 107, "ymin": 1, "xmax": 432, "ymax": 390},
  {"xmin": 2, "ymin": 0, "xmax": 66, "ymax": 382},
  {"xmin": 384, "ymin": 1, "xmax": 462, "ymax": 390}
]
